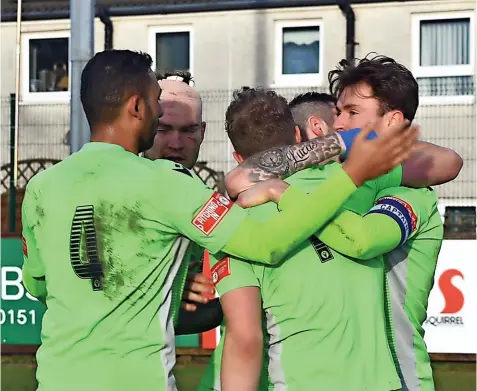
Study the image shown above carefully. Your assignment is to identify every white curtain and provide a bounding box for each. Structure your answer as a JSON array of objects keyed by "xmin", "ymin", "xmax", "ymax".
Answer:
[
  {"xmin": 282, "ymin": 27, "xmax": 320, "ymax": 75},
  {"xmin": 419, "ymin": 18, "xmax": 472, "ymax": 96}
]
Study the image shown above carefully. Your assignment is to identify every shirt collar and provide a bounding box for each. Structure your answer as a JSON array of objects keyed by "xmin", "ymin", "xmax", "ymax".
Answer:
[{"xmin": 80, "ymin": 142, "xmax": 127, "ymax": 153}]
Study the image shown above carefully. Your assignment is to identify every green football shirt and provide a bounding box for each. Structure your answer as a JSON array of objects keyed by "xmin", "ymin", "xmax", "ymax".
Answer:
[
  {"xmin": 367, "ymin": 187, "xmax": 443, "ymax": 391},
  {"xmin": 21, "ymin": 142, "xmax": 248, "ymax": 391},
  {"xmin": 200, "ymin": 162, "xmax": 403, "ymax": 391},
  {"xmin": 22, "ymin": 143, "xmax": 367, "ymax": 391}
]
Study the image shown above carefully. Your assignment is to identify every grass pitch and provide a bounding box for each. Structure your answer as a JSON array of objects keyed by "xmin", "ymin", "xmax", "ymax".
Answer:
[{"xmin": 1, "ymin": 356, "xmax": 475, "ymax": 391}]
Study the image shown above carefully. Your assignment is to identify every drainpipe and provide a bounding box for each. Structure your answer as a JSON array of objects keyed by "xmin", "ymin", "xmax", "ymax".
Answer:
[
  {"xmin": 99, "ymin": 8, "xmax": 113, "ymax": 50},
  {"xmin": 3, "ymin": 0, "xmax": 350, "ymax": 22},
  {"xmin": 338, "ymin": 1, "xmax": 357, "ymax": 65},
  {"xmin": 69, "ymin": 0, "xmax": 94, "ymax": 153}
]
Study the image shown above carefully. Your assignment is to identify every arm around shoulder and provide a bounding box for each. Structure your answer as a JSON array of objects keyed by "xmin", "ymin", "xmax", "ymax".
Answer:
[{"xmin": 402, "ymin": 141, "xmax": 463, "ymax": 187}]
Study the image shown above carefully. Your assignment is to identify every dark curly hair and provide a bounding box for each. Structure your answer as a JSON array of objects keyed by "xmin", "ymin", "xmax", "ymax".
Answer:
[{"xmin": 328, "ymin": 54, "xmax": 419, "ymax": 121}]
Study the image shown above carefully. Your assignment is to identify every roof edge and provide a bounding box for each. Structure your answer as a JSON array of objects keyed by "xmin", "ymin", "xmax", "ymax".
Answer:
[{"xmin": 1, "ymin": 0, "xmax": 412, "ymax": 23}]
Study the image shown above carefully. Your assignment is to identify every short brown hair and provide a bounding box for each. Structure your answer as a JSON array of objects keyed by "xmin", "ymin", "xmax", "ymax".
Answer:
[{"xmin": 225, "ymin": 87, "xmax": 296, "ymax": 158}]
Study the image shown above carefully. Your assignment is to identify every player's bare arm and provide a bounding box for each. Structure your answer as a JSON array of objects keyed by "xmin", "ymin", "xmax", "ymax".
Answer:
[
  {"xmin": 233, "ymin": 122, "xmax": 418, "ymax": 208},
  {"xmin": 170, "ymin": 123, "xmax": 416, "ymax": 267},
  {"xmin": 226, "ymin": 132, "xmax": 344, "ymax": 199},
  {"xmin": 221, "ymin": 287, "xmax": 263, "ymax": 391},
  {"xmin": 232, "ymin": 133, "xmax": 343, "ymax": 186},
  {"xmin": 401, "ymin": 141, "xmax": 463, "ymax": 188},
  {"xmin": 226, "ymin": 123, "xmax": 462, "ymax": 198},
  {"xmin": 220, "ymin": 124, "xmax": 417, "ymax": 265}
]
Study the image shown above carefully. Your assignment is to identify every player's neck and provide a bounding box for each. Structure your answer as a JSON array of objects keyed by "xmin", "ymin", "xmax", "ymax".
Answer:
[{"xmin": 90, "ymin": 124, "xmax": 139, "ymax": 155}]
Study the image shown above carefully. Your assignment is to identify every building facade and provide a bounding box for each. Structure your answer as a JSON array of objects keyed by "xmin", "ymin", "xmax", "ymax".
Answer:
[{"xmin": 1, "ymin": 0, "xmax": 475, "ymax": 226}]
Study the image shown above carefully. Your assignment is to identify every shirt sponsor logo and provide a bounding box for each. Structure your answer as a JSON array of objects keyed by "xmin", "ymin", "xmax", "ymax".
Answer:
[
  {"xmin": 211, "ymin": 257, "xmax": 231, "ymax": 285},
  {"xmin": 22, "ymin": 236, "xmax": 28, "ymax": 257},
  {"xmin": 425, "ymin": 269, "xmax": 465, "ymax": 327},
  {"xmin": 192, "ymin": 192, "xmax": 233, "ymax": 236},
  {"xmin": 309, "ymin": 236, "xmax": 334, "ymax": 263}
]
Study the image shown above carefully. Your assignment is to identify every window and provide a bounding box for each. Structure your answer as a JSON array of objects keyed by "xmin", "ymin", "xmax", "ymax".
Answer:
[
  {"xmin": 148, "ymin": 27, "xmax": 193, "ymax": 75},
  {"xmin": 274, "ymin": 21, "xmax": 323, "ymax": 87},
  {"xmin": 21, "ymin": 32, "xmax": 70, "ymax": 103},
  {"xmin": 444, "ymin": 206, "xmax": 476, "ymax": 240},
  {"xmin": 412, "ymin": 12, "xmax": 474, "ymax": 103}
]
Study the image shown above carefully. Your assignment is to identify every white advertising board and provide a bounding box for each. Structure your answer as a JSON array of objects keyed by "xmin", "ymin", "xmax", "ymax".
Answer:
[
  {"xmin": 204, "ymin": 240, "xmax": 477, "ymax": 354},
  {"xmin": 423, "ymin": 240, "xmax": 476, "ymax": 354}
]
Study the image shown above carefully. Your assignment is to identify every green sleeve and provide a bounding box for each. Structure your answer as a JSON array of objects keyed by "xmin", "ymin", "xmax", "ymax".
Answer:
[
  {"xmin": 317, "ymin": 186, "xmax": 432, "ymax": 260},
  {"xmin": 372, "ymin": 186, "xmax": 432, "ymax": 241},
  {"xmin": 21, "ymin": 184, "xmax": 46, "ymax": 278},
  {"xmin": 21, "ymin": 183, "xmax": 47, "ymax": 303},
  {"xmin": 22, "ymin": 267, "xmax": 47, "ymax": 304},
  {"xmin": 316, "ymin": 210, "xmax": 402, "ymax": 260},
  {"xmin": 153, "ymin": 159, "xmax": 248, "ymax": 255},
  {"xmin": 222, "ymin": 166, "xmax": 357, "ymax": 265},
  {"xmin": 209, "ymin": 253, "xmax": 259, "ymax": 297},
  {"xmin": 373, "ymin": 165, "xmax": 403, "ymax": 193}
]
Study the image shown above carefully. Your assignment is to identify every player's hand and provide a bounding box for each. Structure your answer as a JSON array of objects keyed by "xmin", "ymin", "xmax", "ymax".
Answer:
[
  {"xmin": 181, "ymin": 272, "xmax": 215, "ymax": 312},
  {"xmin": 342, "ymin": 120, "xmax": 418, "ymax": 186},
  {"xmin": 235, "ymin": 179, "xmax": 290, "ymax": 208}
]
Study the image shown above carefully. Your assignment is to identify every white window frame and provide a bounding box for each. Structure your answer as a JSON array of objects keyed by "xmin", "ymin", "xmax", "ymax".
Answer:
[
  {"xmin": 20, "ymin": 31, "xmax": 70, "ymax": 104},
  {"xmin": 411, "ymin": 11, "xmax": 475, "ymax": 105},
  {"xmin": 273, "ymin": 20, "xmax": 324, "ymax": 88},
  {"xmin": 148, "ymin": 25, "xmax": 194, "ymax": 76}
]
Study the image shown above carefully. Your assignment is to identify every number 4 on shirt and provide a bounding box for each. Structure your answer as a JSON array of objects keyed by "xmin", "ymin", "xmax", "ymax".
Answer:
[{"xmin": 69, "ymin": 205, "xmax": 104, "ymax": 291}]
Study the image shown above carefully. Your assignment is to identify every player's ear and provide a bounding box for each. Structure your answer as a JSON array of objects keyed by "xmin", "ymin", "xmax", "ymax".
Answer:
[
  {"xmin": 294, "ymin": 125, "xmax": 302, "ymax": 143},
  {"xmin": 387, "ymin": 110, "xmax": 404, "ymax": 127},
  {"xmin": 126, "ymin": 95, "xmax": 143, "ymax": 120},
  {"xmin": 310, "ymin": 115, "xmax": 326, "ymax": 137},
  {"xmin": 200, "ymin": 121, "xmax": 206, "ymax": 142},
  {"xmin": 233, "ymin": 152, "xmax": 244, "ymax": 164}
]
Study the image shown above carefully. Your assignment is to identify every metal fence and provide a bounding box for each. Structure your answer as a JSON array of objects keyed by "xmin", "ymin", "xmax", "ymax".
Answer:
[{"xmin": 1, "ymin": 87, "xmax": 476, "ymax": 206}]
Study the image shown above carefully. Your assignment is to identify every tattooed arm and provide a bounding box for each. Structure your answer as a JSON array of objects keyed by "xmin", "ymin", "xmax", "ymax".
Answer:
[{"xmin": 225, "ymin": 132, "xmax": 345, "ymax": 199}]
